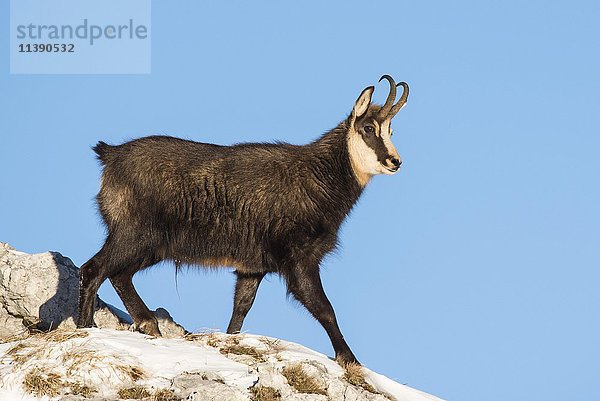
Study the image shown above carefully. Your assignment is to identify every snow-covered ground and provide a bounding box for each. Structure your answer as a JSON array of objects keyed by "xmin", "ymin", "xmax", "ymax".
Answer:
[{"xmin": 0, "ymin": 329, "xmax": 443, "ymax": 401}]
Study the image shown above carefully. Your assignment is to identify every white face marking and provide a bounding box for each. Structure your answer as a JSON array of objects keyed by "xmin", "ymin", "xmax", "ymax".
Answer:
[
  {"xmin": 347, "ymin": 118, "xmax": 401, "ymax": 187},
  {"xmin": 348, "ymin": 127, "xmax": 380, "ymax": 186}
]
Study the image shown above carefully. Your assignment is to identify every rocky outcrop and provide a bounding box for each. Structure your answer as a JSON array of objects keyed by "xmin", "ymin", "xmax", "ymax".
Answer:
[{"xmin": 0, "ymin": 242, "xmax": 185, "ymax": 339}]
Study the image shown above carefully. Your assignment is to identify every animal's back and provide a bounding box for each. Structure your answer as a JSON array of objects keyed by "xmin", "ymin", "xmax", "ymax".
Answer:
[
  {"xmin": 95, "ymin": 136, "xmax": 225, "ymax": 225},
  {"xmin": 93, "ymin": 135, "xmax": 319, "ymax": 271}
]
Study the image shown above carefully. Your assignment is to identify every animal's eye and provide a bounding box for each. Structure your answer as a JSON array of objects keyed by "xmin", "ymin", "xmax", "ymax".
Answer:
[{"xmin": 364, "ymin": 125, "xmax": 375, "ymax": 134}]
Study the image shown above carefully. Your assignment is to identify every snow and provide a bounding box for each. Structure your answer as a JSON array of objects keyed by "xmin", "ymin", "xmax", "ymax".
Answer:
[
  {"xmin": 365, "ymin": 371, "xmax": 443, "ymax": 401},
  {"xmin": 89, "ymin": 330, "xmax": 257, "ymax": 388},
  {"xmin": 0, "ymin": 329, "xmax": 444, "ymax": 401},
  {"xmin": 6, "ymin": 249, "xmax": 27, "ymax": 256}
]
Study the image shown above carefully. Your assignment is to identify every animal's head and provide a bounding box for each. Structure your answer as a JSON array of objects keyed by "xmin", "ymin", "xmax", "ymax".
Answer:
[{"xmin": 347, "ymin": 75, "xmax": 409, "ymax": 186}]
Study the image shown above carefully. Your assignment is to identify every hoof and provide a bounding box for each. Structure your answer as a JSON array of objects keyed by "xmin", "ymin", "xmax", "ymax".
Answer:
[
  {"xmin": 335, "ymin": 352, "xmax": 360, "ymax": 367},
  {"xmin": 76, "ymin": 324, "xmax": 97, "ymax": 329},
  {"xmin": 136, "ymin": 320, "xmax": 162, "ymax": 337}
]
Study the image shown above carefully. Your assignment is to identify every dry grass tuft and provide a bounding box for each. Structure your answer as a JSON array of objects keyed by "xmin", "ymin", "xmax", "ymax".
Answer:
[
  {"xmin": 118, "ymin": 386, "xmax": 151, "ymax": 399},
  {"xmin": 282, "ymin": 363, "xmax": 327, "ymax": 395},
  {"xmin": 5, "ymin": 340, "xmax": 45, "ymax": 365},
  {"xmin": 220, "ymin": 344, "xmax": 266, "ymax": 361},
  {"xmin": 5, "ymin": 329, "xmax": 90, "ymax": 366},
  {"xmin": 6, "ymin": 341, "xmax": 28, "ymax": 353},
  {"xmin": 259, "ymin": 337, "xmax": 281, "ymax": 349},
  {"xmin": 259, "ymin": 337, "xmax": 287, "ymax": 357},
  {"xmin": 23, "ymin": 369, "xmax": 62, "ymax": 397},
  {"xmin": 184, "ymin": 331, "xmax": 222, "ymax": 347},
  {"xmin": 250, "ymin": 385, "xmax": 281, "ymax": 401},
  {"xmin": 69, "ymin": 381, "xmax": 96, "ymax": 397},
  {"xmin": 205, "ymin": 333, "xmax": 220, "ymax": 347},
  {"xmin": 22, "ymin": 368, "xmax": 98, "ymax": 398},
  {"xmin": 117, "ymin": 364, "xmax": 145, "ymax": 381},
  {"xmin": 153, "ymin": 388, "xmax": 180, "ymax": 401},
  {"xmin": 343, "ymin": 363, "xmax": 380, "ymax": 394},
  {"xmin": 189, "ymin": 332, "xmax": 268, "ymax": 363},
  {"xmin": 34, "ymin": 329, "xmax": 89, "ymax": 343},
  {"xmin": 186, "ymin": 332, "xmax": 273, "ymax": 363},
  {"xmin": 62, "ymin": 348, "xmax": 107, "ymax": 376}
]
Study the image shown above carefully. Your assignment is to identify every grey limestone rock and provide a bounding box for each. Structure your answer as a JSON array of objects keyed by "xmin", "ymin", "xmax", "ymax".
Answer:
[{"xmin": 0, "ymin": 242, "xmax": 185, "ymax": 339}]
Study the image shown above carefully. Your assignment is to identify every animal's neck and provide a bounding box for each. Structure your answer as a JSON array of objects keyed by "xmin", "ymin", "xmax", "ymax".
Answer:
[{"xmin": 308, "ymin": 123, "xmax": 365, "ymax": 217}]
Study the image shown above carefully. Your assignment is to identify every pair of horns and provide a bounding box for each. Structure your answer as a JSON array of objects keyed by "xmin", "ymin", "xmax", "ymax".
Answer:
[{"xmin": 377, "ymin": 75, "xmax": 409, "ymax": 120}]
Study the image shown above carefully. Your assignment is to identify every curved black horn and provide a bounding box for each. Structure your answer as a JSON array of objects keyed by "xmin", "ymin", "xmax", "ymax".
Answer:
[
  {"xmin": 389, "ymin": 81, "xmax": 409, "ymax": 117},
  {"xmin": 377, "ymin": 75, "xmax": 397, "ymax": 119}
]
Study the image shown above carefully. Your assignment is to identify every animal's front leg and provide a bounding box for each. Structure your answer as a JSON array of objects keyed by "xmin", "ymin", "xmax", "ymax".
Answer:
[
  {"xmin": 286, "ymin": 267, "xmax": 359, "ymax": 366},
  {"xmin": 227, "ymin": 271, "xmax": 265, "ymax": 334}
]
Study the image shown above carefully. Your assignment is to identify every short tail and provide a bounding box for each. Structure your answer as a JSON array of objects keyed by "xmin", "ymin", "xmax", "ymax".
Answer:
[{"xmin": 92, "ymin": 141, "xmax": 113, "ymax": 164}]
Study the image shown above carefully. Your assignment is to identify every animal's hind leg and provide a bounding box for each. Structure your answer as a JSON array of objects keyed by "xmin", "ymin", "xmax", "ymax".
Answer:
[
  {"xmin": 226, "ymin": 271, "xmax": 265, "ymax": 334},
  {"xmin": 109, "ymin": 259, "xmax": 161, "ymax": 337},
  {"xmin": 77, "ymin": 257, "xmax": 107, "ymax": 328},
  {"xmin": 77, "ymin": 240, "xmax": 122, "ymax": 328}
]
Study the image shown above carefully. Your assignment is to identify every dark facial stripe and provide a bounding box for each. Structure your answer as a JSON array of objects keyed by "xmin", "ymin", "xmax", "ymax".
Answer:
[{"xmin": 360, "ymin": 130, "xmax": 390, "ymax": 164}]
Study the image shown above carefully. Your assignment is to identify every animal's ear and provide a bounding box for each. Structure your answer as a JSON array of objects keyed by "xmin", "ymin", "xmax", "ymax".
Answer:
[{"xmin": 351, "ymin": 86, "xmax": 374, "ymax": 120}]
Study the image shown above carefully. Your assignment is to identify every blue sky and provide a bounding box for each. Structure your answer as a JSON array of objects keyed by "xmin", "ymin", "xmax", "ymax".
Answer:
[{"xmin": 1, "ymin": 1, "xmax": 599, "ymax": 400}]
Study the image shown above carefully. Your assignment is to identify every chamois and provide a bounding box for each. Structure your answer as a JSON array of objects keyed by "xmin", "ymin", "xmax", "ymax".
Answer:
[{"xmin": 77, "ymin": 75, "xmax": 409, "ymax": 365}]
